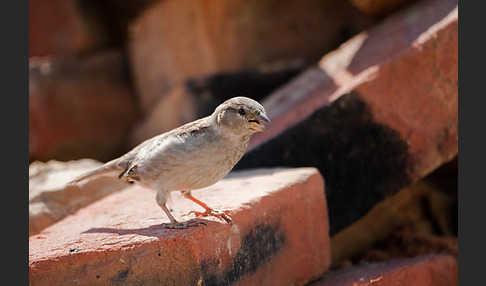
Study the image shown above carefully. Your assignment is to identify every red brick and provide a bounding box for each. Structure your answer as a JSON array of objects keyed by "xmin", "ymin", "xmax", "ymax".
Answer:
[
  {"xmin": 309, "ymin": 254, "xmax": 457, "ymax": 286},
  {"xmin": 29, "ymin": 168, "xmax": 330, "ymax": 286},
  {"xmin": 252, "ymin": 0, "xmax": 458, "ymax": 168},
  {"xmin": 128, "ymin": 0, "xmax": 374, "ymax": 112},
  {"xmin": 236, "ymin": 0, "xmax": 457, "ymax": 234},
  {"xmin": 29, "ymin": 50, "xmax": 140, "ymax": 162},
  {"xmin": 129, "ymin": 85, "xmax": 199, "ymax": 146},
  {"xmin": 29, "ymin": 0, "xmax": 106, "ymax": 57}
]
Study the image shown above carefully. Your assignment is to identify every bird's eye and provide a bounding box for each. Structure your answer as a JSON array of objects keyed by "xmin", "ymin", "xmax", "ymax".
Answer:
[{"xmin": 238, "ymin": 108, "xmax": 246, "ymax": 115}]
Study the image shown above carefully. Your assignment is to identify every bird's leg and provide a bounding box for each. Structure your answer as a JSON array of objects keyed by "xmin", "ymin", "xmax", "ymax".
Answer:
[
  {"xmin": 183, "ymin": 192, "xmax": 232, "ymax": 224},
  {"xmin": 156, "ymin": 190, "xmax": 206, "ymax": 229},
  {"xmin": 160, "ymin": 203, "xmax": 179, "ymax": 224}
]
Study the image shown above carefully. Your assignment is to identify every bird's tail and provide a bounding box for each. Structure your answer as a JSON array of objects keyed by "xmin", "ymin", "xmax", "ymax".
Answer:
[{"xmin": 67, "ymin": 158, "xmax": 124, "ymax": 185}]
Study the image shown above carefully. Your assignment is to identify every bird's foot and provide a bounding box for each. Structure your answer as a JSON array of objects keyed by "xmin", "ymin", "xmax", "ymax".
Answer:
[
  {"xmin": 161, "ymin": 219, "xmax": 207, "ymax": 229},
  {"xmin": 189, "ymin": 209, "xmax": 233, "ymax": 224}
]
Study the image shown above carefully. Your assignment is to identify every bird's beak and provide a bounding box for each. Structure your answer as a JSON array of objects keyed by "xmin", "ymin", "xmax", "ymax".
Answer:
[
  {"xmin": 258, "ymin": 113, "xmax": 271, "ymax": 124},
  {"xmin": 249, "ymin": 112, "xmax": 271, "ymax": 132}
]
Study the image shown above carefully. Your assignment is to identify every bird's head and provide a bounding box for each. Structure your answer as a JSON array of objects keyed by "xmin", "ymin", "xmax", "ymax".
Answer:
[{"xmin": 212, "ymin": 97, "xmax": 270, "ymax": 137}]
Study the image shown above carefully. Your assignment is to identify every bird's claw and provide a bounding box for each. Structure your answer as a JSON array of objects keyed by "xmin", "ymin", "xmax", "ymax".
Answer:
[
  {"xmin": 161, "ymin": 219, "xmax": 207, "ymax": 229},
  {"xmin": 189, "ymin": 209, "xmax": 233, "ymax": 224}
]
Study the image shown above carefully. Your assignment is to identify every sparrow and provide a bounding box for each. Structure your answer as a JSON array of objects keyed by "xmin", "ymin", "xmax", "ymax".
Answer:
[{"xmin": 69, "ymin": 97, "xmax": 270, "ymax": 228}]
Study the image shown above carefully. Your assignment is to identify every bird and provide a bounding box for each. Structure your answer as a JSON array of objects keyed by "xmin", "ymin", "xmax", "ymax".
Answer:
[{"xmin": 69, "ymin": 97, "xmax": 270, "ymax": 229}]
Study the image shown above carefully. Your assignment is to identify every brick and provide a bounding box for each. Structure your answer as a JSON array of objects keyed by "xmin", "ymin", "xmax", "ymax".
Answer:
[
  {"xmin": 129, "ymin": 62, "xmax": 304, "ymax": 146},
  {"xmin": 309, "ymin": 254, "xmax": 457, "ymax": 286},
  {"xmin": 235, "ymin": 0, "xmax": 458, "ymax": 235},
  {"xmin": 29, "ymin": 50, "xmax": 140, "ymax": 162},
  {"xmin": 29, "ymin": 0, "xmax": 106, "ymax": 57},
  {"xmin": 128, "ymin": 0, "xmax": 374, "ymax": 112},
  {"xmin": 29, "ymin": 159, "xmax": 128, "ymax": 236},
  {"xmin": 29, "ymin": 168, "xmax": 330, "ymax": 286}
]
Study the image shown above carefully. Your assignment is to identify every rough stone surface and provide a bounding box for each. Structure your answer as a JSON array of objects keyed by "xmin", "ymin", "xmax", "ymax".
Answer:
[
  {"xmin": 29, "ymin": 0, "xmax": 106, "ymax": 57},
  {"xmin": 128, "ymin": 0, "xmax": 374, "ymax": 112},
  {"xmin": 29, "ymin": 159, "xmax": 128, "ymax": 236},
  {"xmin": 235, "ymin": 0, "xmax": 458, "ymax": 235},
  {"xmin": 309, "ymin": 254, "xmax": 457, "ymax": 286},
  {"xmin": 130, "ymin": 62, "xmax": 304, "ymax": 146},
  {"xmin": 29, "ymin": 50, "xmax": 140, "ymax": 162},
  {"xmin": 29, "ymin": 168, "xmax": 330, "ymax": 286}
]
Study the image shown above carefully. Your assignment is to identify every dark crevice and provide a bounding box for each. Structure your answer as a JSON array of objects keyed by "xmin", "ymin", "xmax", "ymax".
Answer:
[{"xmin": 77, "ymin": 0, "xmax": 159, "ymax": 47}]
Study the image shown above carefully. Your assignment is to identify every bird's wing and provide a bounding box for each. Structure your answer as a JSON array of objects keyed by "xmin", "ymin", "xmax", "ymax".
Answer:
[{"xmin": 119, "ymin": 117, "xmax": 213, "ymax": 181}]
